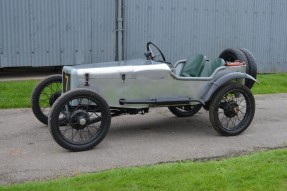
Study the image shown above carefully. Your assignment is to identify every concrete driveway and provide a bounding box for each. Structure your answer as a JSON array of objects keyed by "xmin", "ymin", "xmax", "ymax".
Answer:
[{"xmin": 0, "ymin": 94, "xmax": 287, "ymax": 184}]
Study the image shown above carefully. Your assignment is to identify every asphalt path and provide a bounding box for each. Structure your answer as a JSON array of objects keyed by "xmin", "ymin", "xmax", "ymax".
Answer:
[{"xmin": 0, "ymin": 94, "xmax": 287, "ymax": 184}]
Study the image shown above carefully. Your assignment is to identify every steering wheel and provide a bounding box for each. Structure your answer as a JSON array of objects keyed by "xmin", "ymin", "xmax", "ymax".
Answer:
[{"xmin": 146, "ymin": 42, "xmax": 166, "ymax": 62}]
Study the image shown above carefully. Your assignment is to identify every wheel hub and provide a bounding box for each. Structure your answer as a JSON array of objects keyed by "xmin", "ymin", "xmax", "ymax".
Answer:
[
  {"xmin": 70, "ymin": 110, "xmax": 90, "ymax": 130},
  {"xmin": 49, "ymin": 93, "xmax": 61, "ymax": 106},
  {"xmin": 223, "ymin": 101, "xmax": 239, "ymax": 118}
]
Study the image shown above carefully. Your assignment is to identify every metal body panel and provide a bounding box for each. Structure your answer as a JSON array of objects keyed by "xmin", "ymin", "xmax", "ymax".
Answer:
[
  {"xmin": 203, "ymin": 72, "xmax": 257, "ymax": 102},
  {"xmin": 63, "ymin": 59, "xmax": 247, "ymax": 109}
]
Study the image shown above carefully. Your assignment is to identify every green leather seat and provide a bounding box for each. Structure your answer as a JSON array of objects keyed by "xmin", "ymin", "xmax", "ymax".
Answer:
[
  {"xmin": 180, "ymin": 54, "xmax": 206, "ymax": 77},
  {"xmin": 200, "ymin": 58, "xmax": 225, "ymax": 77}
]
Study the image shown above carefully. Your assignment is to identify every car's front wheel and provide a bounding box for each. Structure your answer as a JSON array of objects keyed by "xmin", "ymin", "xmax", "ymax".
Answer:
[
  {"xmin": 209, "ymin": 83, "xmax": 255, "ymax": 136},
  {"xmin": 49, "ymin": 89, "xmax": 111, "ymax": 152}
]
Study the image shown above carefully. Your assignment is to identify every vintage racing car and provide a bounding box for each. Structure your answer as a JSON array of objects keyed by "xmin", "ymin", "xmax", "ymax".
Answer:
[{"xmin": 31, "ymin": 42, "xmax": 257, "ymax": 151}]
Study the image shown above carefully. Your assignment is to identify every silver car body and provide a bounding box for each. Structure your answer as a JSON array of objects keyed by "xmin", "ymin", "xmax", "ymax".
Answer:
[{"xmin": 62, "ymin": 58, "xmax": 255, "ymax": 109}]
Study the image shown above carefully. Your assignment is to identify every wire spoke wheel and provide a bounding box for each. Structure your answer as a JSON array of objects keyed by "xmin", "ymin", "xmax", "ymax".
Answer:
[
  {"xmin": 39, "ymin": 82, "xmax": 62, "ymax": 115},
  {"xmin": 168, "ymin": 104, "xmax": 202, "ymax": 117},
  {"xmin": 218, "ymin": 92, "xmax": 247, "ymax": 129},
  {"xmin": 59, "ymin": 99, "xmax": 103, "ymax": 144},
  {"xmin": 209, "ymin": 83, "xmax": 255, "ymax": 136},
  {"xmin": 49, "ymin": 89, "xmax": 111, "ymax": 151},
  {"xmin": 31, "ymin": 75, "xmax": 62, "ymax": 125}
]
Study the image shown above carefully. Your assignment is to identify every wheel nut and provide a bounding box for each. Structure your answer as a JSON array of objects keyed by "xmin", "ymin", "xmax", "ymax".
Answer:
[
  {"xmin": 79, "ymin": 117, "xmax": 86, "ymax": 126},
  {"xmin": 234, "ymin": 107, "xmax": 240, "ymax": 114}
]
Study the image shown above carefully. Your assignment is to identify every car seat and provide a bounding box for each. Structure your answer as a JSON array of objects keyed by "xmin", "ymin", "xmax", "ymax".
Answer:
[
  {"xmin": 199, "ymin": 58, "xmax": 225, "ymax": 77},
  {"xmin": 180, "ymin": 54, "xmax": 206, "ymax": 77}
]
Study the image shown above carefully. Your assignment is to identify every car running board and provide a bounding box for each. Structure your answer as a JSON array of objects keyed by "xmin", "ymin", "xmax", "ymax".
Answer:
[{"xmin": 119, "ymin": 97, "xmax": 199, "ymax": 106}]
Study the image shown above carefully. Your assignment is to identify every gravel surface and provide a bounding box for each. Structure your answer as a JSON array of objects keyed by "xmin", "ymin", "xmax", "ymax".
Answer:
[{"xmin": 0, "ymin": 94, "xmax": 286, "ymax": 184}]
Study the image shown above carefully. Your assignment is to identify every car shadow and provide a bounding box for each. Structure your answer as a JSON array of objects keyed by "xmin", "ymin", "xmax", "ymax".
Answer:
[{"xmin": 108, "ymin": 110, "xmax": 217, "ymax": 138}]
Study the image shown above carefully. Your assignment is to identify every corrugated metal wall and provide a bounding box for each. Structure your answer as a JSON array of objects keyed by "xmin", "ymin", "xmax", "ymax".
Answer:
[
  {"xmin": 124, "ymin": 0, "xmax": 287, "ymax": 73},
  {"xmin": 1, "ymin": 0, "xmax": 287, "ymax": 73},
  {"xmin": 0, "ymin": 0, "xmax": 115, "ymax": 68},
  {"xmin": 0, "ymin": 0, "xmax": 31, "ymax": 67}
]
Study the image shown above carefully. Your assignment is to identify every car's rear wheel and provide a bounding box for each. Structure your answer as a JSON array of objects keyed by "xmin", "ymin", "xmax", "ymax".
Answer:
[
  {"xmin": 168, "ymin": 104, "xmax": 202, "ymax": 117},
  {"xmin": 31, "ymin": 75, "xmax": 62, "ymax": 125},
  {"xmin": 49, "ymin": 89, "xmax": 111, "ymax": 152},
  {"xmin": 209, "ymin": 82, "xmax": 255, "ymax": 136}
]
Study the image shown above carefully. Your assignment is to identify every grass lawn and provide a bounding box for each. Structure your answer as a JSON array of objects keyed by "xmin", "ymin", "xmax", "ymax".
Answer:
[
  {"xmin": 0, "ymin": 80, "xmax": 39, "ymax": 109},
  {"xmin": 251, "ymin": 73, "xmax": 287, "ymax": 94},
  {"xmin": 0, "ymin": 73, "xmax": 286, "ymax": 109},
  {"xmin": 1, "ymin": 149, "xmax": 287, "ymax": 191}
]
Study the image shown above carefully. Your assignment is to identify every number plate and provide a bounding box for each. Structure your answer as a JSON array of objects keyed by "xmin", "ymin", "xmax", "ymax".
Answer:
[{"xmin": 63, "ymin": 72, "xmax": 70, "ymax": 92}]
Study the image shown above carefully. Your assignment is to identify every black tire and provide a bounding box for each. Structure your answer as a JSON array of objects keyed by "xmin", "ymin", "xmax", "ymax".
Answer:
[
  {"xmin": 219, "ymin": 48, "xmax": 251, "ymax": 87},
  {"xmin": 209, "ymin": 82, "xmax": 255, "ymax": 136},
  {"xmin": 239, "ymin": 48, "xmax": 257, "ymax": 89},
  {"xmin": 168, "ymin": 105, "xmax": 202, "ymax": 117},
  {"xmin": 49, "ymin": 89, "xmax": 111, "ymax": 151},
  {"xmin": 31, "ymin": 75, "xmax": 62, "ymax": 125},
  {"xmin": 219, "ymin": 48, "xmax": 248, "ymax": 68}
]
